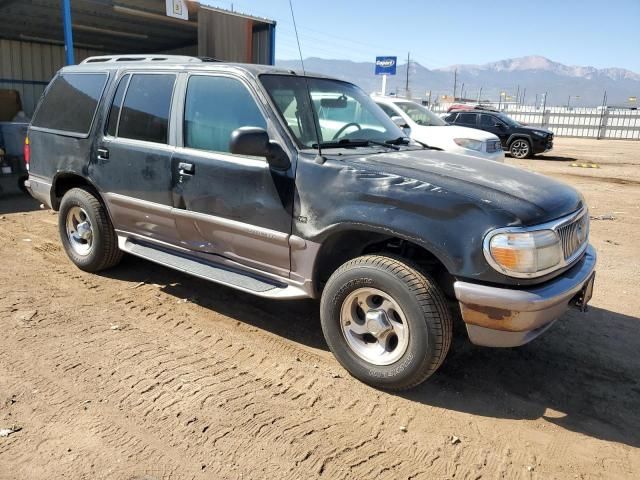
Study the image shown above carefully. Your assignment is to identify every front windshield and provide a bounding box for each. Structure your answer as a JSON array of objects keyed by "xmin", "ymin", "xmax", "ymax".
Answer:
[
  {"xmin": 394, "ymin": 101, "xmax": 447, "ymax": 126},
  {"xmin": 260, "ymin": 74, "xmax": 406, "ymax": 148},
  {"xmin": 495, "ymin": 112, "xmax": 520, "ymax": 127}
]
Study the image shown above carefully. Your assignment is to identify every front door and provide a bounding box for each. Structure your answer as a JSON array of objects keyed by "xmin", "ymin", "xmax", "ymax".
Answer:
[
  {"xmin": 92, "ymin": 72, "xmax": 179, "ymax": 244},
  {"xmin": 479, "ymin": 114, "xmax": 509, "ymax": 145},
  {"xmin": 171, "ymin": 74, "xmax": 294, "ymax": 277}
]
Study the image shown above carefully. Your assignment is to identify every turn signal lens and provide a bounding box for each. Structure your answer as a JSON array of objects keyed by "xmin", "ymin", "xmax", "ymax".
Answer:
[{"xmin": 488, "ymin": 230, "xmax": 561, "ymax": 275}]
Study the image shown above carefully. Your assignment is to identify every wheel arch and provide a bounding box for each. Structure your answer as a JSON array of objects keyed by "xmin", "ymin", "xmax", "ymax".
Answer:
[
  {"xmin": 506, "ymin": 133, "xmax": 532, "ymax": 148},
  {"xmin": 311, "ymin": 224, "xmax": 456, "ymax": 298},
  {"xmin": 51, "ymin": 172, "xmax": 102, "ymax": 211}
]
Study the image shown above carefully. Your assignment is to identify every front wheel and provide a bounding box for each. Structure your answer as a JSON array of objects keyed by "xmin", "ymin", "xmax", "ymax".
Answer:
[
  {"xmin": 509, "ymin": 138, "xmax": 532, "ymax": 159},
  {"xmin": 320, "ymin": 255, "xmax": 453, "ymax": 390}
]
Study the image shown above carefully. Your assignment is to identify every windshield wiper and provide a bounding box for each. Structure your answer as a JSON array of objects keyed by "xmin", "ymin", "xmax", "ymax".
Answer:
[
  {"xmin": 412, "ymin": 139, "xmax": 443, "ymax": 151},
  {"xmin": 312, "ymin": 138, "xmax": 401, "ymax": 150},
  {"xmin": 385, "ymin": 136, "xmax": 411, "ymax": 146}
]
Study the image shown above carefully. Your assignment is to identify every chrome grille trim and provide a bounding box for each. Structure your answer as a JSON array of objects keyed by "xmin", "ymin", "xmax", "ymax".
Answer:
[{"xmin": 556, "ymin": 210, "xmax": 589, "ymax": 262}]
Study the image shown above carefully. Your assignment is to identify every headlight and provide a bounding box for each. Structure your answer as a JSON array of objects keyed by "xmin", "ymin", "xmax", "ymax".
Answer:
[
  {"xmin": 532, "ymin": 130, "xmax": 547, "ymax": 138},
  {"xmin": 454, "ymin": 138, "xmax": 484, "ymax": 152},
  {"xmin": 485, "ymin": 229, "xmax": 562, "ymax": 277}
]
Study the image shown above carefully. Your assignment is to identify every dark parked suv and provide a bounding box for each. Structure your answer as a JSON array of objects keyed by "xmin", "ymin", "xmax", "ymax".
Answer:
[
  {"xmin": 26, "ymin": 55, "xmax": 595, "ymax": 390},
  {"xmin": 444, "ymin": 109, "xmax": 554, "ymax": 159}
]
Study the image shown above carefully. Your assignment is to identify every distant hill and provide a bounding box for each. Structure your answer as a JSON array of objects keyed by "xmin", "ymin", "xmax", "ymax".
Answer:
[{"xmin": 276, "ymin": 55, "xmax": 640, "ymax": 106}]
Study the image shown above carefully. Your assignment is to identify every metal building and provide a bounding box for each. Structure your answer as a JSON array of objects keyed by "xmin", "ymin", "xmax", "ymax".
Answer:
[{"xmin": 0, "ymin": 0, "xmax": 276, "ymax": 116}]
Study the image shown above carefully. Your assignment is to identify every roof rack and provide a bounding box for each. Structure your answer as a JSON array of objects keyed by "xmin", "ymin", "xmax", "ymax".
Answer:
[{"xmin": 81, "ymin": 55, "xmax": 203, "ymax": 65}]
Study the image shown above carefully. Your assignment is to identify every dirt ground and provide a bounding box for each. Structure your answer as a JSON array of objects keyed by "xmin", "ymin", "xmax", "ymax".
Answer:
[{"xmin": 0, "ymin": 138, "xmax": 638, "ymax": 480}]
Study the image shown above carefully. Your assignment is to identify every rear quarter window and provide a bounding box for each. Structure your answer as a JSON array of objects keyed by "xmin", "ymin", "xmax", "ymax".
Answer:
[{"xmin": 32, "ymin": 72, "xmax": 107, "ymax": 136}]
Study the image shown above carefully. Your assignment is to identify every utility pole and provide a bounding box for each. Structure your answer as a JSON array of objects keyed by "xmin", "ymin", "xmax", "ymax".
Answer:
[
  {"xmin": 515, "ymin": 85, "xmax": 520, "ymax": 105},
  {"xmin": 477, "ymin": 87, "xmax": 482, "ymax": 103},
  {"xmin": 453, "ymin": 69, "xmax": 457, "ymax": 100},
  {"xmin": 405, "ymin": 51, "xmax": 411, "ymax": 98},
  {"xmin": 521, "ymin": 88, "xmax": 526, "ymax": 105},
  {"xmin": 460, "ymin": 82, "xmax": 465, "ymax": 101}
]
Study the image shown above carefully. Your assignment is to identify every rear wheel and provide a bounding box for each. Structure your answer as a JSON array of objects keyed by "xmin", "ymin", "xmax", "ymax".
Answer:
[
  {"xmin": 509, "ymin": 138, "xmax": 532, "ymax": 159},
  {"xmin": 58, "ymin": 188, "xmax": 122, "ymax": 272},
  {"xmin": 320, "ymin": 255, "xmax": 453, "ymax": 390}
]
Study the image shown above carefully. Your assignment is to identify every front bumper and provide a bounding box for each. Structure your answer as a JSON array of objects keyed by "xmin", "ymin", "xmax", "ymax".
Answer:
[{"xmin": 454, "ymin": 245, "xmax": 596, "ymax": 347}]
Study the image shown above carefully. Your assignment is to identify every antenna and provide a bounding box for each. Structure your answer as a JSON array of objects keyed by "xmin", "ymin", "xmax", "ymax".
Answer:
[
  {"xmin": 288, "ymin": 0, "xmax": 305, "ymax": 75},
  {"xmin": 288, "ymin": 0, "xmax": 324, "ymax": 160}
]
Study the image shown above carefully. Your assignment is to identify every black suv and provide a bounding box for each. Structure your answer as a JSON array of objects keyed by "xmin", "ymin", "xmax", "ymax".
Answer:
[
  {"xmin": 25, "ymin": 55, "xmax": 595, "ymax": 390},
  {"xmin": 445, "ymin": 109, "xmax": 554, "ymax": 159}
]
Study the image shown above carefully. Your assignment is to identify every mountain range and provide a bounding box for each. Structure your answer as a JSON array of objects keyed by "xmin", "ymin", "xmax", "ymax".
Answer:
[{"xmin": 276, "ymin": 55, "xmax": 639, "ymax": 106}]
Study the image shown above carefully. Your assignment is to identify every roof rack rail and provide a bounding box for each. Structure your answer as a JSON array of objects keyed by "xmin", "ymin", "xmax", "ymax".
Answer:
[{"xmin": 81, "ymin": 55, "xmax": 203, "ymax": 65}]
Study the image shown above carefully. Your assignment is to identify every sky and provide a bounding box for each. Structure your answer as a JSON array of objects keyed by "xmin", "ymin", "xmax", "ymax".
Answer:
[{"xmin": 201, "ymin": 0, "xmax": 640, "ymax": 72}]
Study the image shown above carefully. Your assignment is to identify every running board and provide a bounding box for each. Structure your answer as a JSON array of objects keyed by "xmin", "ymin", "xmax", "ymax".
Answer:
[{"xmin": 117, "ymin": 237, "xmax": 309, "ymax": 299}]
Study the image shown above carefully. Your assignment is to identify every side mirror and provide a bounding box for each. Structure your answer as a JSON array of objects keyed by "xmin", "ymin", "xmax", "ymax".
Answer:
[
  {"xmin": 230, "ymin": 127, "xmax": 291, "ymax": 170},
  {"xmin": 494, "ymin": 122, "xmax": 505, "ymax": 129},
  {"xmin": 391, "ymin": 116, "xmax": 408, "ymax": 129}
]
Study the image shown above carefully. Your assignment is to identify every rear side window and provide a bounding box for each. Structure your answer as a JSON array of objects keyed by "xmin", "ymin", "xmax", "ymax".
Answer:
[
  {"xmin": 116, "ymin": 74, "xmax": 175, "ymax": 144},
  {"xmin": 184, "ymin": 76, "xmax": 266, "ymax": 153},
  {"xmin": 32, "ymin": 73, "xmax": 107, "ymax": 135},
  {"xmin": 456, "ymin": 113, "xmax": 477, "ymax": 125}
]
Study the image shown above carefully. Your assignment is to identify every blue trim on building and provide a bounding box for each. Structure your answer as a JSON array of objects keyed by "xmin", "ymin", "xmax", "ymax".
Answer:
[
  {"xmin": 61, "ymin": 0, "xmax": 75, "ymax": 65},
  {"xmin": 268, "ymin": 23, "xmax": 276, "ymax": 66}
]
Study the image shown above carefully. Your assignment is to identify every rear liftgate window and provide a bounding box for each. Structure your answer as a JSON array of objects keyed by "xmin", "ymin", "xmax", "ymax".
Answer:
[
  {"xmin": 115, "ymin": 74, "xmax": 175, "ymax": 144},
  {"xmin": 32, "ymin": 73, "xmax": 107, "ymax": 135}
]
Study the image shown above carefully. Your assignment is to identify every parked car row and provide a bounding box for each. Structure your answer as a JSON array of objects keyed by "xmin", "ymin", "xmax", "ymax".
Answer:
[
  {"xmin": 25, "ymin": 55, "xmax": 594, "ymax": 390},
  {"xmin": 372, "ymin": 97, "xmax": 553, "ymax": 160}
]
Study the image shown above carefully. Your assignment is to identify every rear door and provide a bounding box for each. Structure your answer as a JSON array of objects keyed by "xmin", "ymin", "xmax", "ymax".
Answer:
[
  {"xmin": 170, "ymin": 73, "xmax": 294, "ymax": 277},
  {"xmin": 92, "ymin": 72, "xmax": 179, "ymax": 244},
  {"xmin": 454, "ymin": 112, "xmax": 478, "ymax": 128}
]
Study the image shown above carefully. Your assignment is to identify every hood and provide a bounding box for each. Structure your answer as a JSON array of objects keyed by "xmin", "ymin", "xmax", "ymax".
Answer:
[
  {"xmin": 520, "ymin": 125, "xmax": 554, "ymax": 135},
  {"xmin": 340, "ymin": 148, "xmax": 583, "ymax": 226},
  {"xmin": 412, "ymin": 125, "xmax": 499, "ymax": 142}
]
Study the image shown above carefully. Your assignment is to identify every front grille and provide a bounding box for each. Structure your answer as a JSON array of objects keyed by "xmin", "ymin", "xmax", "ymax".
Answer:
[
  {"xmin": 557, "ymin": 212, "xmax": 589, "ymax": 260},
  {"xmin": 486, "ymin": 140, "xmax": 502, "ymax": 153}
]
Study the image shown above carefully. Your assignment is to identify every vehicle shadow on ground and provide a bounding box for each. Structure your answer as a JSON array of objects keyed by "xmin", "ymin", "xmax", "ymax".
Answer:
[
  {"xmin": 103, "ymin": 257, "xmax": 640, "ymax": 449},
  {"xmin": 0, "ymin": 193, "xmax": 39, "ymax": 214},
  {"xmin": 537, "ymin": 154, "xmax": 577, "ymax": 161},
  {"xmin": 405, "ymin": 306, "xmax": 640, "ymax": 449}
]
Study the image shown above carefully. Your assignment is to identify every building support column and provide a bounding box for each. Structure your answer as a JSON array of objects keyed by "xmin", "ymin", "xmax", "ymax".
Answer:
[
  {"xmin": 61, "ymin": 0, "xmax": 75, "ymax": 65},
  {"xmin": 268, "ymin": 23, "xmax": 275, "ymax": 66}
]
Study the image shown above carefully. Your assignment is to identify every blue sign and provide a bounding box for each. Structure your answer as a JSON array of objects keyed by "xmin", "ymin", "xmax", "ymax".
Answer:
[{"xmin": 375, "ymin": 56, "xmax": 397, "ymax": 75}]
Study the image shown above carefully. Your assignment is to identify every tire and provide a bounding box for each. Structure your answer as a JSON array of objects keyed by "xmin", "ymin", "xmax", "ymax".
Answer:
[
  {"xmin": 320, "ymin": 255, "xmax": 453, "ymax": 390},
  {"xmin": 58, "ymin": 187, "xmax": 122, "ymax": 272},
  {"xmin": 509, "ymin": 138, "xmax": 532, "ymax": 159}
]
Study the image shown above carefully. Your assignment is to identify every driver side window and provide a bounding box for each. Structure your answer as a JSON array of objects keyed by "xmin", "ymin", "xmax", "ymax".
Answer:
[
  {"xmin": 184, "ymin": 75, "xmax": 267, "ymax": 154},
  {"xmin": 480, "ymin": 114, "xmax": 498, "ymax": 127}
]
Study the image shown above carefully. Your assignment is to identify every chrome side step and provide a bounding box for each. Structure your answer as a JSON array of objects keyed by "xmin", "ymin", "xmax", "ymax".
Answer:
[{"xmin": 117, "ymin": 236, "xmax": 309, "ymax": 299}]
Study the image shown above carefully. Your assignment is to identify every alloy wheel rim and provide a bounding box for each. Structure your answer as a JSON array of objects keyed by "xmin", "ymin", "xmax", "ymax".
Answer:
[
  {"xmin": 339, "ymin": 287, "xmax": 410, "ymax": 366},
  {"xmin": 66, "ymin": 206, "xmax": 93, "ymax": 256},
  {"xmin": 511, "ymin": 140, "xmax": 530, "ymax": 158}
]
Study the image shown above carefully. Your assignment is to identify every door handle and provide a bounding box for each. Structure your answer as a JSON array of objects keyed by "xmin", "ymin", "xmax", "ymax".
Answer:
[
  {"xmin": 97, "ymin": 147, "xmax": 109, "ymax": 161},
  {"xmin": 179, "ymin": 162, "xmax": 195, "ymax": 175}
]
